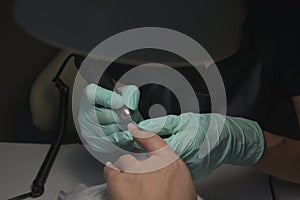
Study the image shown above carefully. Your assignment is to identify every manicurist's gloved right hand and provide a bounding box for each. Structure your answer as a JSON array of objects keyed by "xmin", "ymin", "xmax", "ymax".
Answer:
[
  {"xmin": 78, "ymin": 84, "xmax": 143, "ymax": 153},
  {"xmin": 137, "ymin": 113, "xmax": 265, "ymax": 179}
]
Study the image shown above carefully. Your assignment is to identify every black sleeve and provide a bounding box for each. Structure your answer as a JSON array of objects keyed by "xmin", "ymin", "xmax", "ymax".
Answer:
[{"xmin": 272, "ymin": 3, "xmax": 300, "ymax": 96}]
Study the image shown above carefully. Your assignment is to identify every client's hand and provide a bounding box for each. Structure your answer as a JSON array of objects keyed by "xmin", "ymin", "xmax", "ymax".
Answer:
[{"xmin": 103, "ymin": 123, "xmax": 198, "ymax": 200}]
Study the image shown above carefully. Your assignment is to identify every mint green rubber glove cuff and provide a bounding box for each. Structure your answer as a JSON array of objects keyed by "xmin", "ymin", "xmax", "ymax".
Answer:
[{"xmin": 223, "ymin": 116, "xmax": 265, "ymax": 166}]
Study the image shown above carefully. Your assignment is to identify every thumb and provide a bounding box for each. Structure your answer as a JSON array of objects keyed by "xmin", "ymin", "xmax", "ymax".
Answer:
[{"xmin": 127, "ymin": 123, "xmax": 167, "ymax": 153}]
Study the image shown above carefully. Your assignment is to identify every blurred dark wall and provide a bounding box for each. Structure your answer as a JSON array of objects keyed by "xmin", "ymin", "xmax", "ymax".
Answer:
[{"xmin": 0, "ymin": 1, "xmax": 58, "ymax": 143}]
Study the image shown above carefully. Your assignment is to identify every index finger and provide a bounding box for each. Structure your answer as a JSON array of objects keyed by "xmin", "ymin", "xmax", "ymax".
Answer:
[
  {"xmin": 127, "ymin": 123, "xmax": 179, "ymax": 173},
  {"xmin": 127, "ymin": 123, "xmax": 168, "ymax": 153},
  {"xmin": 85, "ymin": 84, "xmax": 124, "ymax": 109}
]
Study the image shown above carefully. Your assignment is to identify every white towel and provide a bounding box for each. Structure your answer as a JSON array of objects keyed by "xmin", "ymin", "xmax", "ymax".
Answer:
[{"xmin": 57, "ymin": 183, "xmax": 108, "ymax": 200}]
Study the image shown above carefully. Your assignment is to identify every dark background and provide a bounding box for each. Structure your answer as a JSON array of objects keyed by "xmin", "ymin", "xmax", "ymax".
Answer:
[
  {"xmin": 0, "ymin": 0, "xmax": 58, "ymax": 143},
  {"xmin": 0, "ymin": 0, "xmax": 299, "ymax": 143}
]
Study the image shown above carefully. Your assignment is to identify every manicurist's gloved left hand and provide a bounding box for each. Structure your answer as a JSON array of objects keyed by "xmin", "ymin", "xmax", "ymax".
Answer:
[
  {"xmin": 78, "ymin": 84, "xmax": 143, "ymax": 152},
  {"xmin": 137, "ymin": 113, "xmax": 265, "ymax": 179}
]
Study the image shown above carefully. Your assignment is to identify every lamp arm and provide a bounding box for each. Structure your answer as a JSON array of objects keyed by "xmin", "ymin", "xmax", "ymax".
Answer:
[{"xmin": 7, "ymin": 54, "xmax": 74, "ymax": 200}]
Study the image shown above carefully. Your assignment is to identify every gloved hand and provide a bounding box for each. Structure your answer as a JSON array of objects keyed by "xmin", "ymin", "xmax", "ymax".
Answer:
[
  {"xmin": 78, "ymin": 84, "xmax": 143, "ymax": 153},
  {"xmin": 137, "ymin": 113, "xmax": 265, "ymax": 179}
]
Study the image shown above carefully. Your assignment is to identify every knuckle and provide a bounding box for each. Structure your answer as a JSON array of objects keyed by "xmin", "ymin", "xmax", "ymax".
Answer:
[{"xmin": 172, "ymin": 159, "xmax": 186, "ymax": 169}]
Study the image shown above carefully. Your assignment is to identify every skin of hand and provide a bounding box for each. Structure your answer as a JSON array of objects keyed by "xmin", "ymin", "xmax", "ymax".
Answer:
[
  {"xmin": 292, "ymin": 95, "xmax": 300, "ymax": 127},
  {"xmin": 253, "ymin": 95, "xmax": 300, "ymax": 184},
  {"xmin": 103, "ymin": 123, "xmax": 198, "ymax": 200},
  {"xmin": 253, "ymin": 130, "xmax": 300, "ymax": 184}
]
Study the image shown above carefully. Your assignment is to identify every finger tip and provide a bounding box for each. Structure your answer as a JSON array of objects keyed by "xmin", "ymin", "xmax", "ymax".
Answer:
[
  {"xmin": 105, "ymin": 161, "xmax": 112, "ymax": 166},
  {"xmin": 85, "ymin": 83, "xmax": 97, "ymax": 94},
  {"xmin": 119, "ymin": 85, "xmax": 140, "ymax": 110},
  {"xmin": 105, "ymin": 161, "xmax": 120, "ymax": 171},
  {"xmin": 84, "ymin": 84, "xmax": 98, "ymax": 103},
  {"xmin": 127, "ymin": 123, "xmax": 138, "ymax": 132}
]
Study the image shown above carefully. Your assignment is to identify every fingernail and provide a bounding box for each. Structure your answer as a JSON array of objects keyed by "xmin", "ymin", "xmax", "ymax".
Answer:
[
  {"xmin": 105, "ymin": 161, "xmax": 120, "ymax": 171},
  {"xmin": 127, "ymin": 123, "xmax": 137, "ymax": 131}
]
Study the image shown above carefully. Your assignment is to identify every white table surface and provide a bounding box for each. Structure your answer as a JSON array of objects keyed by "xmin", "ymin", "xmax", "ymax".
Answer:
[{"xmin": 1, "ymin": 143, "xmax": 299, "ymax": 200}]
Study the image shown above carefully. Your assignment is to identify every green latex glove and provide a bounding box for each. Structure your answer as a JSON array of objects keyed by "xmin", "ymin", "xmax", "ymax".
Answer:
[
  {"xmin": 137, "ymin": 113, "xmax": 265, "ymax": 179},
  {"xmin": 78, "ymin": 84, "xmax": 143, "ymax": 153}
]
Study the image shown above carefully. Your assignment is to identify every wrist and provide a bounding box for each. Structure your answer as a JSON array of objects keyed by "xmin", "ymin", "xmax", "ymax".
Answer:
[{"xmin": 222, "ymin": 116, "xmax": 265, "ymax": 166}]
